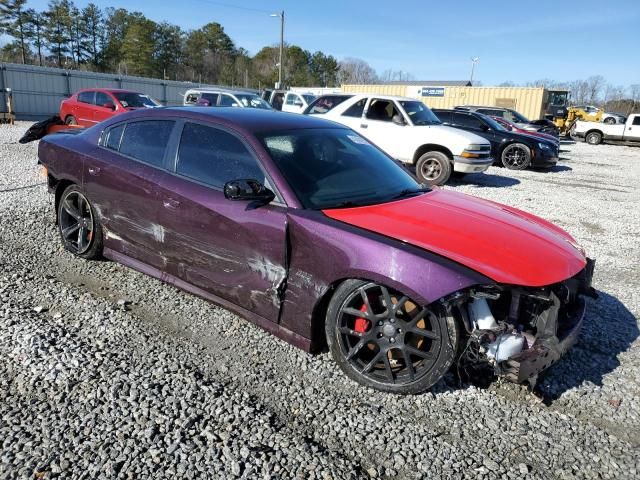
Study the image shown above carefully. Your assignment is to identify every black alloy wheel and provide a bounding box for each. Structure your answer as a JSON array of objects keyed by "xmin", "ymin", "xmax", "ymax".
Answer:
[
  {"xmin": 326, "ymin": 280, "xmax": 457, "ymax": 394},
  {"xmin": 57, "ymin": 185, "xmax": 103, "ymax": 259},
  {"xmin": 501, "ymin": 143, "xmax": 531, "ymax": 170}
]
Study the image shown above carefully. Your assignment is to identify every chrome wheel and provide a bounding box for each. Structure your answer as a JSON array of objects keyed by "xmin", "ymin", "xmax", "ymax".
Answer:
[
  {"xmin": 335, "ymin": 282, "xmax": 442, "ymax": 385},
  {"xmin": 59, "ymin": 190, "xmax": 94, "ymax": 254},
  {"xmin": 420, "ymin": 158, "xmax": 442, "ymax": 181}
]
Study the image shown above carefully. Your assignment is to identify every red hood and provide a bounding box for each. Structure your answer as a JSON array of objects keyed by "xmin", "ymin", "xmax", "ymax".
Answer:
[{"xmin": 323, "ymin": 189, "xmax": 586, "ymax": 287}]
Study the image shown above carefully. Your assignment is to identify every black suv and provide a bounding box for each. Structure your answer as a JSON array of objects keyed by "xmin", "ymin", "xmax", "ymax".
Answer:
[
  {"xmin": 432, "ymin": 109, "xmax": 558, "ymax": 170},
  {"xmin": 455, "ymin": 105, "xmax": 558, "ymax": 136}
]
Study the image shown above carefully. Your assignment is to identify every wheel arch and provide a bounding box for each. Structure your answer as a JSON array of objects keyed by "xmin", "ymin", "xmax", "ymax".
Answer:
[
  {"xmin": 412, "ymin": 144, "xmax": 453, "ymax": 165},
  {"xmin": 585, "ymin": 128, "xmax": 604, "ymax": 139},
  {"xmin": 54, "ymin": 178, "xmax": 76, "ymax": 223}
]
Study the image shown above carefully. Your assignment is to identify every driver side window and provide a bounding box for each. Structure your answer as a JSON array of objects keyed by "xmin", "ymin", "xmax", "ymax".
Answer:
[
  {"xmin": 176, "ymin": 123, "xmax": 264, "ymax": 189},
  {"xmin": 219, "ymin": 95, "xmax": 238, "ymax": 107},
  {"xmin": 365, "ymin": 99, "xmax": 399, "ymax": 122}
]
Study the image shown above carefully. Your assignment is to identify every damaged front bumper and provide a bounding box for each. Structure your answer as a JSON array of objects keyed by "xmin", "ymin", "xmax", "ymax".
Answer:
[{"xmin": 456, "ymin": 258, "xmax": 596, "ymax": 385}]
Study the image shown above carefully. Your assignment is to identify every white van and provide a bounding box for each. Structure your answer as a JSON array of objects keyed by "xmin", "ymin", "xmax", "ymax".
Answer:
[{"xmin": 183, "ymin": 88, "xmax": 272, "ymax": 110}]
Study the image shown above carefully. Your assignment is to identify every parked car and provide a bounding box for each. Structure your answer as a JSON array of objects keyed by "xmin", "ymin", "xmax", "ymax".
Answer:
[
  {"xmin": 573, "ymin": 113, "xmax": 640, "ymax": 145},
  {"xmin": 433, "ymin": 109, "xmax": 559, "ymax": 170},
  {"xmin": 455, "ymin": 105, "xmax": 558, "ymax": 136},
  {"xmin": 60, "ymin": 89, "xmax": 160, "ymax": 127},
  {"xmin": 38, "ymin": 107, "xmax": 594, "ymax": 394},
  {"xmin": 183, "ymin": 88, "xmax": 271, "ymax": 110},
  {"xmin": 490, "ymin": 116, "xmax": 560, "ymax": 147},
  {"xmin": 305, "ymin": 94, "xmax": 493, "ymax": 185},
  {"xmin": 282, "ymin": 91, "xmax": 316, "ymax": 114},
  {"xmin": 571, "ymin": 105, "xmax": 626, "ymax": 125},
  {"xmin": 261, "ymin": 89, "xmax": 287, "ymax": 111}
]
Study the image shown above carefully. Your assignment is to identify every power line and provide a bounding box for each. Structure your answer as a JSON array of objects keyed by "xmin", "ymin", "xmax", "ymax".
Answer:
[{"xmin": 193, "ymin": 0, "xmax": 275, "ymax": 15}]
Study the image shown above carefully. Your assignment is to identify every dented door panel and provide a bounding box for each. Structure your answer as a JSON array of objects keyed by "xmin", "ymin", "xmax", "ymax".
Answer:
[
  {"xmin": 155, "ymin": 172, "xmax": 288, "ymax": 323},
  {"xmin": 83, "ymin": 146, "xmax": 167, "ymax": 269}
]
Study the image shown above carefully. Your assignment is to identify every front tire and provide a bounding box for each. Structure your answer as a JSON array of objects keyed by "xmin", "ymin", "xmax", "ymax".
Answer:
[
  {"xmin": 585, "ymin": 131, "xmax": 602, "ymax": 145},
  {"xmin": 415, "ymin": 151, "xmax": 452, "ymax": 185},
  {"xmin": 326, "ymin": 280, "xmax": 457, "ymax": 394},
  {"xmin": 57, "ymin": 185, "xmax": 103, "ymax": 259},
  {"xmin": 501, "ymin": 143, "xmax": 531, "ymax": 170}
]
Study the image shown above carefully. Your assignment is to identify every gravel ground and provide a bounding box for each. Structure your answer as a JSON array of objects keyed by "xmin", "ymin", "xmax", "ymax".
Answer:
[{"xmin": 0, "ymin": 122, "xmax": 638, "ymax": 479}]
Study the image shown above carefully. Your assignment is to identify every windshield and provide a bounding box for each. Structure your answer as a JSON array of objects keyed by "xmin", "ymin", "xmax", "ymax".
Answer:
[
  {"xmin": 302, "ymin": 94, "xmax": 316, "ymax": 104},
  {"xmin": 235, "ymin": 94, "xmax": 272, "ymax": 109},
  {"xmin": 398, "ymin": 101, "xmax": 441, "ymax": 125},
  {"xmin": 258, "ymin": 128, "xmax": 425, "ymax": 209},
  {"xmin": 113, "ymin": 92, "xmax": 159, "ymax": 108},
  {"xmin": 548, "ymin": 91, "xmax": 568, "ymax": 107}
]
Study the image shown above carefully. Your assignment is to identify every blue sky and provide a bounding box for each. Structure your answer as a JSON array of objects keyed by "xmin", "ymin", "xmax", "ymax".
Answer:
[{"xmin": 20, "ymin": 0, "xmax": 640, "ymax": 87}]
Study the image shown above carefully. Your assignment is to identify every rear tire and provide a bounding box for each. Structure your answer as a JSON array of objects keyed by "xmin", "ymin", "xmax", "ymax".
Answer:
[
  {"xmin": 501, "ymin": 143, "xmax": 531, "ymax": 170},
  {"xmin": 325, "ymin": 279, "xmax": 458, "ymax": 394},
  {"xmin": 415, "ymin": 151, "xmax": 452, "ymax": 186},
  {"xmin": 585, "ymin": 131, "xmax": 602, "ymax": 145},
  {"xmin": 65, "ymin": 115, "xmax": 77, "ymax": 125},
  {"xmin": 57, "ymin": 184, "xmax": 103, "ymax": 260}
]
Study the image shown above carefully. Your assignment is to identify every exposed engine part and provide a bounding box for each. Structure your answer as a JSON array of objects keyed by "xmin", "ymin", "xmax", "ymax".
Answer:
[
  {"xmin": 468, "ymin": 298, "xmax": 498, "ymax": 330},
  {"xmin": 485, "ymin": 332, "xmax": 525, "ymax": 362}
]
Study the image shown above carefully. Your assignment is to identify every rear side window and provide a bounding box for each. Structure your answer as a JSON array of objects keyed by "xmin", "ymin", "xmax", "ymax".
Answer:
[
  {"xmin": 105, "ymin": 124, "xmax": 124, "ymax": 150},
  {"xmin": 451, "ymin": 113, "xmax": 484, "ymax": 129},
  {"xmin": 119, "ymin": 120, "xmax": 175, "ymax": 167},
  {"xmin": 433, "ymin": 110, "xmax": 452, "ymax": 123},
  {"xmin": 177, "ymin": 122, "xmax": 264, "ymax": 189},
  {"xmin": 201, "ymin": 93, "xmax": 219, "ymax": 105},
  {"xmin": 77, "ymin": 91, "xmax": 95, "ymax": 104},
  {"xmin": 285, "ymin": 93, "xmax": 300, "ymax": 105},
  {"xmin": 342, "ymin": 98, "xmax": 367, "ymax": 118},
  {"xmin": 633, "ymin": 116, "xmax": 640, "ymax": 126}
]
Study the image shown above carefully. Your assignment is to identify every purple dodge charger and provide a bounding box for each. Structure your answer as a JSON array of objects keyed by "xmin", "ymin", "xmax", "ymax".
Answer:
[{"xmin": 38, "ymin": 108, "xmax": 594, "ymax": 393}]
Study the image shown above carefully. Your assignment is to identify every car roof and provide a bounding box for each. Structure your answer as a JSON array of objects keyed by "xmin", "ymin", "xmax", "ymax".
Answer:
[
  {"xmin": 139, "ymin": 107, "xmax": 348, "ymax": 133},
  {"xmin": 186, "ymin": 87, "xmax": 259, "ymax": 95},
  {"xmin": 346, "ymin": 93, "xmax": 420, "ymax": 102},
  {"xmin": 77, "ymin": 88, "xmax": 142, "ymax": 94}
]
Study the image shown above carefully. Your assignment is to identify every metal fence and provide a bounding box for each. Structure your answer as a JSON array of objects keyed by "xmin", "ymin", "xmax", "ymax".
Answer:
[{"xmin": 0, "ymin": 63, "xmax": 220, "ymax": 120}]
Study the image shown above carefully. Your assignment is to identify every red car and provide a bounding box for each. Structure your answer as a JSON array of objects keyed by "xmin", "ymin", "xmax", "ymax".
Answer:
[
  {"xmin": 59, "ymin": 88, "xmax": 160, "ymax": 127},
  {"xmin": 491, "ymin": 116, "xmax": 560, "ymax": 146}
]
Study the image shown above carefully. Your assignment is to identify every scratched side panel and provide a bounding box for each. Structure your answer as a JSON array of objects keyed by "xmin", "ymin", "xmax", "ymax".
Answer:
[{"xmin": 279, "ymin": 210, "xmax": 490, "ymax": 342}]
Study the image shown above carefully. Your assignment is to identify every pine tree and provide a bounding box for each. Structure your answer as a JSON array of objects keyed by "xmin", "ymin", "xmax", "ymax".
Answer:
[{"xmin": 0, "ymin": 0, "xmax": 31, "ymax": 64}]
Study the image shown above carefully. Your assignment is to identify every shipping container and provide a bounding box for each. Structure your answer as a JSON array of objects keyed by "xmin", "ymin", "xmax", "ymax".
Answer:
[{"xmin": 342, "ymin": 84, "xmax": 563, "ymax": 121}]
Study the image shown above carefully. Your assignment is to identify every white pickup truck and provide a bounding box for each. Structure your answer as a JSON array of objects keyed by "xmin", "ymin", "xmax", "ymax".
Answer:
[
  {"xmin": 573, "ymin": 113, "xmax": 640, "ymax": 145},
  {"xmin": 305, "ymin": 94, "xmax": 493, "ymax": 185}
]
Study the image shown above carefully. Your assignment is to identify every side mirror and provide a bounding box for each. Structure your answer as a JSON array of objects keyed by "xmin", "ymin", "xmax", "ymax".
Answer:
[
  {"xmin": 392, "ymin": 114, "xmax": 406, "ymax": 126},
  {"xmin": 224, "ymin": 179, "xmax": 275, "ymax": 205},
  {"xmin": 103, "ymin": 102, "xmax": 116, "ymax": 110}
]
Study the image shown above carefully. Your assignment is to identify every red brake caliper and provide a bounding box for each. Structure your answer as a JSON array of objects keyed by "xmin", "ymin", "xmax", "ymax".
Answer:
[{"xmin": 354, "ymin": 303, "xmax": 370, "ymax": 333}]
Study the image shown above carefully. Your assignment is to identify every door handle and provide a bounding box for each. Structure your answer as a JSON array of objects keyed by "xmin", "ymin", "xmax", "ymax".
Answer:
[
  {"xmin": 163, "ymin": 198, "xmax": 180, "ymax": 209},
  {"xmin": 88, "ymin": 166, "xmax": 100, "ymax": 176},
  {"xmin": 360, "ymin": 124, "xmax": 368, "ymax": 128}
]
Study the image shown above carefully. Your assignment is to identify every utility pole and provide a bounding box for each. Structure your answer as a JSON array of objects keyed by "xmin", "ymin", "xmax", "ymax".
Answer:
[
  {"xmin": 271, "ymin": 11, "xmax": 285, "ymax": 89},
  {"xmin": 470, "ymin": 57, "xmax": 479, "ymax": 85}
]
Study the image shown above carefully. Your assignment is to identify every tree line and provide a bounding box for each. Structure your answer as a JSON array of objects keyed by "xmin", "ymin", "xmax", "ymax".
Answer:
[{"xmin": 0, "ymin": 0, "xmax": 350, "ymax": 88}]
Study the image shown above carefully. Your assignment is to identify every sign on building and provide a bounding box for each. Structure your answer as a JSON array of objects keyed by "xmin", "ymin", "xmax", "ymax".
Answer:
[{"xmin": 420, "ymin": 87, "xmax": 445, "ymax": 97}]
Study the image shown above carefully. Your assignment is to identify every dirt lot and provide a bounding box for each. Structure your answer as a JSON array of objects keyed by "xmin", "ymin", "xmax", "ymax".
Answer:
[{"xmin": 1, "ymin": 123, "xmax": 638, "ymax": 479}]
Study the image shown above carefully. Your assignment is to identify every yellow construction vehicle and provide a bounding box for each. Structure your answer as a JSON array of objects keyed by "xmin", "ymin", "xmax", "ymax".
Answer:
[{"xmin": 555, "ymin": 106, "xmax": 603, "ymax": 136}]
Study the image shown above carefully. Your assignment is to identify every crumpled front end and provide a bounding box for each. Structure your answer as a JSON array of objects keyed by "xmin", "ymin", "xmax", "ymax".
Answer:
[{"xmin": 450, "ymin": 258, "xmax": 596, "ymax": 385}]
